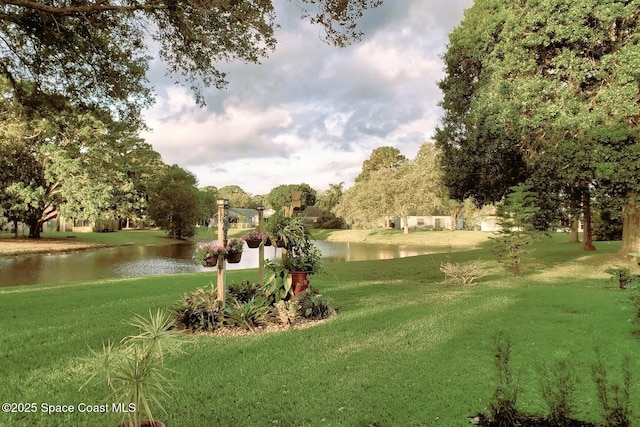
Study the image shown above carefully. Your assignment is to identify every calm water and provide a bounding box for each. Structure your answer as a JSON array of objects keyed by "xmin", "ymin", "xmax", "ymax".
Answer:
[{"xmin": 0, "ymin": 241, "xmax": 431, "ymax": 287}]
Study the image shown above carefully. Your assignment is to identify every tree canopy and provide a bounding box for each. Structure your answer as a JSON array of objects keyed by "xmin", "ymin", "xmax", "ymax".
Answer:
[
  {"xmin": 435, "ymin": 0, "xmax": 640, "ymax": 253},
  {"xmin": 0, "ymin": 0, "xmax": 383, "ymax": 118},
  {"xmin": 355, "ymin": 145, "xmax": 407, "ymax": 183},
  {"xmin": 147, "ymin": 164, "xmax": 202, "ymax": 238},
  {"xmin": 267, "ymin": 183, "xmax": 317, "ymax": 213},
  {"xmin": 334, "ymin": 143, "xmax": 443, "ymax": 232}
]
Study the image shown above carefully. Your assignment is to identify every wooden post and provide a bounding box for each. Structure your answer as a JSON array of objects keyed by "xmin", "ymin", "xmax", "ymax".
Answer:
[
  {"xmin": 257, "ymin": 205, "xmax": 265, "ymax": 284},
  {"xmin": 216, "ymin": 198, "xmax": 229, "ymax": 307}
]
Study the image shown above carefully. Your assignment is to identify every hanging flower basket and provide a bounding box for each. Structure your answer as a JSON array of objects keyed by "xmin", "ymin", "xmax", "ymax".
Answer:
[
  {"xmin": 195, "ymin": 243, "xmax": 226, "ymax": 267},
  {"xmin": 246, "ymin": 239, "xmax": 261, "ymax": 249},
  {"xmin": 203, "ymin": 255, "xmax": 218, "ymax": 267},
  {"xmin": 226, "ymin": 252, "xmax": 242, "ymax": 263},
  {"xmin": 242, "ymin": 230, "xmax": 266, "ymax": 248},
  {"xmin": 225, "ymin": 238, "xmax": 245, "ymax": 263}
]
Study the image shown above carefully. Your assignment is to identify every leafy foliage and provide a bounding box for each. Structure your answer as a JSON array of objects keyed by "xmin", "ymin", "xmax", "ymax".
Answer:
[
  {"xmin": 354, "ymin": 146, "xmax": 407, "ymax": 183},
  {"xmin": 78, "ymin": 309, "xmax": 187, "ymax": 426},
  {"xmin": 294, "ymin": 288, "xmax": 336, "ymax": 320},
  {"xmin": 171, "ymin": 284, "xmax": 224, "ymax": 332},
  {"xmin": 538, "ymin": 359, "xmax": 580, "ymax": 426},
  {"xmin": 604, "ymin": 267, "xmax": 639, "ymax": 290},
  {"xmin": 334, "ymin": 143, "xmax": 443, "ymax": 230},
  {"xmin": 266, "ymin": 183, "xmax": 317, "ymax": 213},
  {"xmin": 487, "ymin": 332, "xmax": 519, "ymax": 427},
  {"xmin": 225, "ymin": 296, "xmax": 272, "ymax": 332},
  {"xmin": 490, "ymin": 184, "xmax": 540, "ymax": 276},
  {"xmin": 435, "ymin": 0, "xmax": 640, "ymax": 253},
  {"xmin": 591, "ymin": 353, "xmax": 632, "ymax": 427},
  {"xmin": 147, "ymin": 165, "xmax": 203, "ymax": 239}
]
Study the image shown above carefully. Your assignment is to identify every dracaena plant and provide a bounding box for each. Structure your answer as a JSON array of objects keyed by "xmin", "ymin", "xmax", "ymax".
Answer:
[{"xmin": 78, "ymin": 309, "xmax": 188, "ymax": 426}]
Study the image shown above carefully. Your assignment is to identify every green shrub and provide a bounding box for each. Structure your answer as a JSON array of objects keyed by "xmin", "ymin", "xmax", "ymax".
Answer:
[
  {"xmin": 228, "ymin": 280, "xmax": 261, "ymax": 303},
  {"xmin": 171, "ymin": 284, "xmax": 224, "ymax": 332},
  {"xmin": 225, "ymin": 296, "xmax": 272, "ymax": 331},
  {"xmin": 628, "ymin": 287, "xmax": 640, "ymax": 325},
  {"xmin": 538, "ymin": 359, "xmax": 579, "ymax": 426},
  {"xmin": 604, "ymin": 267, "xmax": 638, "ymax": 290},
  {"xmin": 294, "ymin": 287, "xmax": 336, "ymax": 320},
  {"xmin": 591, "ymin": 352, "xmax": 632, "ymax": 427},
  {"xmin": 487, "ymin": 332, "xmax": 519, "ymax": 427},
  {"xmin": 489, "ymin": 184, "xmax": 540, "ymax": 276}
]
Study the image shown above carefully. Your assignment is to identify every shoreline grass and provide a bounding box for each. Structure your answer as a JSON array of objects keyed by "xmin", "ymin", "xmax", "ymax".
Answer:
[{"xmin": 1, "ymin": 236, "xmax": 639, "ymax": 426}]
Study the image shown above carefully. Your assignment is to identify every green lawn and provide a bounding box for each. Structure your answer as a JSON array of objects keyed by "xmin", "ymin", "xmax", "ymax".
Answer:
[{"xmin": 0, "ymin": 235, "xmax": 638, "ymax": 426}]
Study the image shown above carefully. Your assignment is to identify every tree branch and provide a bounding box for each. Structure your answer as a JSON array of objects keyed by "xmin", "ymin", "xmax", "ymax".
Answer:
[{"xmin": 0, "ymin": 0, "xmax": 168, "ymax": 16}]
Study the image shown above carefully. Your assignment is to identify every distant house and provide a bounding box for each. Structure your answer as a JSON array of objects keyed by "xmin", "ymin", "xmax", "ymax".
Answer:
[
  {"xmin": 299, "ymin": 206, "xmax": 323, "ymax": 225},
  {"xmin": 52, "ymin": 217, "xmax": 120, "ymax": 233},
  {"xmin": 400, "ymin": 215, "xmax": 462, "ymax": 231},
  {"xmin": 220, "ymin": 208, "xmax": 259, "ymax": 229}
]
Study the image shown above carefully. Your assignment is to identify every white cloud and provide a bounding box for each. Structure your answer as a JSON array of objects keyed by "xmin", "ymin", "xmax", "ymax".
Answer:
[{"xmin": 141, "ymin": 0, "xmax": 474, "ymax": 196}]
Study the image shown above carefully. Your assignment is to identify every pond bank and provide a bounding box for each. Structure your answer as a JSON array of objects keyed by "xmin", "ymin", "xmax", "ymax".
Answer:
[
  {"xmin": 313, "ymin": 228, "xmax": 490, "ymax": 248},
  {"xmin": 0, "ymin": 230, "xmax": 184, "ymax": 257},
  {"xmin": 0, "ymin": 229, "xmax": 491, "ymax": 257}
]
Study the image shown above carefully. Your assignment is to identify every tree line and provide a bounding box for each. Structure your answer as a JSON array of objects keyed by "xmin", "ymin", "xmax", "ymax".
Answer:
[{"xmin": 0, "ymin": 0, "xmax": 382, "ymax": 238}]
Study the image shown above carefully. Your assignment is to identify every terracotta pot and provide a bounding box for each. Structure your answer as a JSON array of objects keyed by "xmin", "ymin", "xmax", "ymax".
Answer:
[
  {"xmin": 226, "ymin": 252, "xmax": 242, "ymax": 263},
  {"xmin": 246, "ymin": 239, "xmax": 261, "ymax": 249},
  {"xmin": 202, "ymin": 255, "xmax": 218, "ymax": 267},
  {"xmin": 290, "ymin": 271, "xmax": 310, "ymax": 295}
]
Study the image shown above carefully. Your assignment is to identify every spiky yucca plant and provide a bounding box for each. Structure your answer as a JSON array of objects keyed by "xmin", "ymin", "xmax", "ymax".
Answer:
[{"xmin": 79, "ymin": 309, "xmax": 187, "ymax": 426}]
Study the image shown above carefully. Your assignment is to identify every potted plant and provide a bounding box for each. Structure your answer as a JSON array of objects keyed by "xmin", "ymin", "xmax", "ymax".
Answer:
[
  {"xmin": 283, "ymin": 243, "xmax": 323, "ymax": 295},
  {"xmin": 225, "ymin": 238, "xmax": 245, "ymax": 263},
  {"xmin": 195, "ymin": 243, "xmax": 227, "ymax": 267},
  {"xmin": 78, "ymin": 309, "xmax": 188, "ymax": 427},
  {"xmin": 241, "ymin": 230, "xmax": 267, "ymax": 249},
  {"xmin": 265, "ymin": 212, "xmax": 309, "ymax": 249}
]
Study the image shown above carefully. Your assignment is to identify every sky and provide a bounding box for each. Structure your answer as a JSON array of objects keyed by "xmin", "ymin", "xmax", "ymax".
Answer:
[{"xmin": 140, "ymin": 0, "xmax": 474, "ymax": 196}]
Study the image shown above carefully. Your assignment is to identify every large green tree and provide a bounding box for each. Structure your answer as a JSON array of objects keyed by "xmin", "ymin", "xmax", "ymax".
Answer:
[
  {"xmin": 0, "ymin": 84, "xmax": 163, "ymax": 237},
  {"xmin": 436, "ymin": 0, "xmax": 640, "ymax": 253},
  {"xmin": 355, "ymin": 146, "xmax": 407, "ymax": 183},
  {"xmin": 267, "ymin": 183, "xmax": 317, "ymax": 213},
  {"xmin": 147, "ymin": 164, "xmax": 202, "ymax": 238},
  {"xmin": 316, "ymin": 182, "xmax": 344, "ymax": 213},
  {"xmin": 334, "ymin": 143, "xmax": 443, "ymax": 231},
  {"xmin": 0, "ymin": 0, "xmax": 382, "ymax": 115},
  {"xmin": 218, "ymin": 185, "xmax": 254, "ymax": 209}
]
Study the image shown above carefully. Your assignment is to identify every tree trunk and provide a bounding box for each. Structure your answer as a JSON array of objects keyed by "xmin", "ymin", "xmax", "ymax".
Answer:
[
  {"xmin": 28, "ymin": 216, "xmax": 41, "ymax": 238},
  {"xmin": 568, "ymin": 198, "xmax": 580, "ymax": 242},
  {"xmin": 13, "ymin": 219, "xmax": 18, "ymax": 238},
  {"xmin": 450, "ymin": 209, "xmax": 459, "ymax": 231},
  {"xmin": 402, "ymin": 215, "xmax": 409, "ymax": 234},
  {"xmin": 581, "ymin": 185, "xmax": 595, "ymax": 251},
  {"xmin": 620, "ymin": 192, "xmax": 640, "ymax": 254},
  {"xmin": 569, "ymin": 215, "xmax": 580, "ymax": 242}
]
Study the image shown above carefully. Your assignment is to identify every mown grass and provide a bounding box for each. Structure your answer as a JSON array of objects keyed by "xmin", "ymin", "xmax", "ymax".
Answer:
[
  {"xmin": 0, "ymin": 235, "xmax": 639, "ymax": 426},
  {"xmin": 0, "ymin": 229, "xmax": 183, "ymax": 247}
]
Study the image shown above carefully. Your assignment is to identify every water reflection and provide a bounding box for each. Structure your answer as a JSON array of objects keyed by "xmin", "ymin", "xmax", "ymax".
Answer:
[{"xmin": 0, "ymin": 240, "xmax": 431, "ymax": 287}]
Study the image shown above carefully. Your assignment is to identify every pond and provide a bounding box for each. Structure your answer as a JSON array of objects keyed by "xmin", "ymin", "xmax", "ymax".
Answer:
[{"xmin": 0, "ymin": 240, "xmax": 432, "ymax": 287}]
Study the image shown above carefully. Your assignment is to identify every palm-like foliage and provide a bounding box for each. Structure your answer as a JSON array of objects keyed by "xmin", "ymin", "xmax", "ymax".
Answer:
[{"xmin": 79, "ymin": 309, "xmax": 187, "ymax": 426}]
